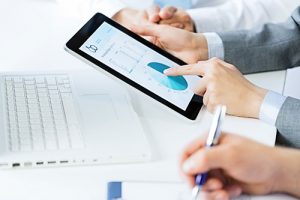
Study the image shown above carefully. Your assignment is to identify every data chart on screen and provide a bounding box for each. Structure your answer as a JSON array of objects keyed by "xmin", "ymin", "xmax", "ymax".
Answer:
[{"xmin": 80, "ymin": 22, "xmax": 201, "ymax": 110}]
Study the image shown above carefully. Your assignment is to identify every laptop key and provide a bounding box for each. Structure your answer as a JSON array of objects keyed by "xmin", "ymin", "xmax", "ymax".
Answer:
[
  {"xmin": 20, "ymin": 143, "xmax": 32, "ymax": 151},
  {"xmin": 11, "ymin": 140, "xmax": 20, "ymax": 152},
  {"xmin": 5, "ymin": 74, "xmax": 84, "ymax": 152},
  {"xmin": 57, "ymin": 134, "xmax": 70, "ymax": 149},
  {"xmin": 45, "ymin": 140, "xmax": 57, "ymax": 150}
]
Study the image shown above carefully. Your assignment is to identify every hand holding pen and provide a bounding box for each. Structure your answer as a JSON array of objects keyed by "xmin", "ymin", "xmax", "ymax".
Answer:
[{"xmin": 179, "ymin": 105, "xmax": 227, "ymax": 200}]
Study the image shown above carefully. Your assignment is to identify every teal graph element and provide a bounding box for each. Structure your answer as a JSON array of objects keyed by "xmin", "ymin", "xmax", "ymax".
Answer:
[{"xmin": 147, "ymin": 62, "xmax": 188, "ymax": 91}]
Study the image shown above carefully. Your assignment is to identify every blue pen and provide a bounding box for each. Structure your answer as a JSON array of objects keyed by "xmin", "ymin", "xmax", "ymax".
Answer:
[{"xmin": 192, "ymin": 105, "xmax": 227, "ymax": 200}]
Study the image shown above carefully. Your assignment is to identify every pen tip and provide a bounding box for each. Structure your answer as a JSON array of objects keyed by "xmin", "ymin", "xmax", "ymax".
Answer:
[{"xmin": 192, "ymin": 186, "xmax": 201, "ymax": 200}]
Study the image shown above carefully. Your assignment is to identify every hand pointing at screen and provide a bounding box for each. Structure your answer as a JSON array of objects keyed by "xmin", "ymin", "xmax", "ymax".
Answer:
[{"xmin": 164, "ymin": 58, "xmax": 267, "ymax": 118}]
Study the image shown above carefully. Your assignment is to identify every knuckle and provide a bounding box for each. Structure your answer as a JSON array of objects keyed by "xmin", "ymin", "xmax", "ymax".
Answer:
[
  {"xmin": 210, "ymin": 62, "xmax": 218, "ymax": 70},
  {"xmin": 207, "ymin": 94, "xmax": 219, "ymax": 108},
  {"xmin": 208, "ymin": 64, "xmax": 219, "ymax": 73},
  {"xmin": 209, "ymin": 58, "xmax": 222, "ymax": 67},
  {"xmin": 207, "ymin": 104, "xmax": 214, "ymax": 113},
  {"xmin": 173, "ymin": 66, "xmax": 179, "ymax": 72},
  {"xmin": 225, "ymin": 145, "xmax": 237, "ymax": 162},
  {"xmin": 182, "ymin": 65, "xmax": 195, "ymax": 75},
  {"xmin": 208, "ymin": 81, "xmax": 217, "ymax": 90},
  {"xmin": 184, "ymin": 65, "xmax": 193, "ymax": 71},
  {"xmin": 228, "ymin": 64, "xmax": 236, "ymax": 70},
  {"xmin": 182, "ymin": 14, "xmax": 191, "ymax": 21},
  {"xmin": 210, "ymin": 57, "xmax": 221, "ymax": 64},
  {"xmin": 208, "ymin": 99, "xmax": 217, "ymax": 109},
  {"xmin": 208, "ymin": 65, "xmax": 223, "ymax": 78},
  {"xmin": 193, "ymin": 88, "xmax": 201, "ymax": 96},
  {"xmin": 200, "ymin": 150, "xmax": 210, "ymax": 166}
]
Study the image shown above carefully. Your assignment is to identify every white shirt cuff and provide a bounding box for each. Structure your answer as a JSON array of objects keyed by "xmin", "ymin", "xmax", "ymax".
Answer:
[
  {"xmin": 259, "ymin": 91, "xmax": 287, "ymax": 126},
  {"xmin": 187, "ymin": 8, "xmax": 224, "ymax": 33},
  {"xmin": 202, "ymin": 33, "xmax": 224, "ymax": 60}
]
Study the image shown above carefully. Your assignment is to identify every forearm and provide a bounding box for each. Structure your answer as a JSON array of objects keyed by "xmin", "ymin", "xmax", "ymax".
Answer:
[{"xmin": 273, "ymin": 147, "xmax": 300, "ymax": 197}]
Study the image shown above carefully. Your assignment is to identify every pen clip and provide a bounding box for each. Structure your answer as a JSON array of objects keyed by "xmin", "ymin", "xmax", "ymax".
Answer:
[
  {"xmin": 206, "ymin": 105, "xmax": 226, "ymax": 146},
  {"xmin": 213, "ymin": 105, "xmax": 226, "ymax": 145}
]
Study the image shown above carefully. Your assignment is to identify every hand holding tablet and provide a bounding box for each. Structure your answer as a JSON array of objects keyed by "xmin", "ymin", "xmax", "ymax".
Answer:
[{"xmin": 65, "ymin": 13, "xmax": 203, "ymax": 120}]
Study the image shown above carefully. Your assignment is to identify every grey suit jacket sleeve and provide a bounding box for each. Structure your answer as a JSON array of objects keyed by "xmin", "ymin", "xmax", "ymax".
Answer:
[
  {"xmin": 275, "ymin": 97, "xmax": 300, "ymax": 148},
  {"xmin": 218, "ymin": 7, "xmax": 300, "ymax": 148},
  {"xmin": 218, "ymin": 6, "xmax": 300, "ymax": 74}
]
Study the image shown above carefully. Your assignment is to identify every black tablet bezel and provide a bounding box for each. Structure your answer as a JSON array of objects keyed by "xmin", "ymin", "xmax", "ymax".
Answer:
[{"xmin": 66, "ymin": 13, "xmax": 202, "ymax": 120}]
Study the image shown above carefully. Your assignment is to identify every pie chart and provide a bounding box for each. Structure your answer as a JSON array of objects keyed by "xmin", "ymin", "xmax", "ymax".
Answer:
[{"xmin": 147, "ymin": 62, "xmax": 188, "ymax": 91}]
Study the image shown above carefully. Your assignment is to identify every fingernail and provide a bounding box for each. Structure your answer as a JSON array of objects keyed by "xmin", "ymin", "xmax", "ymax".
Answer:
[
  {"xmin": 163, "ymin": 69, "xmax": 171, "ymax": 75},
  {"xmin": 182, "ymin": 160, "xmax": 194, "ymax": 172}
]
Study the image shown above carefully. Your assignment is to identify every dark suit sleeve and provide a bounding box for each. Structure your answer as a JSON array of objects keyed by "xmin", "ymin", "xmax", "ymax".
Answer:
[
  {"xmin": 275, "ymin": 97, "xmax": 300, "ymax": 149},
  {"xmin": 218, "ymin": 7, "xmax": 300, "ymax": 74}
]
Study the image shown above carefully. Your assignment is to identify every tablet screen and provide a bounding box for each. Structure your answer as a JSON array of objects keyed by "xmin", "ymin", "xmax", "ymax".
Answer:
[{"xmin": 80, "ymin": 22, "xmax": 201, "ymax": 110}]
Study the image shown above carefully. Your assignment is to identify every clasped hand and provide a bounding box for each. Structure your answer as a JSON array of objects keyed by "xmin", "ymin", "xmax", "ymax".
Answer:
[{"xmin": 113, "ymin": 5, "xmax": 195, "ymax": 32}]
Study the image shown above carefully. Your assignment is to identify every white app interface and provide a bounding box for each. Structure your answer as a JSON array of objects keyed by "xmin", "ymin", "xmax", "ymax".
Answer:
[{"xmin": 80, "ymin": 22, "xmax": 201, "ymax": 110}]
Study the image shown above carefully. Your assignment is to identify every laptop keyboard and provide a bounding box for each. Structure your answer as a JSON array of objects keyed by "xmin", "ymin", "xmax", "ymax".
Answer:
[{"xmin": 4, "ymin": 74, "xmax": 84, "ymax": 152}]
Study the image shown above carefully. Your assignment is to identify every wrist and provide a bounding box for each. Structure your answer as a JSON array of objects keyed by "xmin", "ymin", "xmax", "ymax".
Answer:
[
  {"xmin": 193, "ymin": 33, "xmax": 208, "ymax": 61},
  {"xmin": 247, "ymin": 86, "xmax": 267, "ymax": 119}
]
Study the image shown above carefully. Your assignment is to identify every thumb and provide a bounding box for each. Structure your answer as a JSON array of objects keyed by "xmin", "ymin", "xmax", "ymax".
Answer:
[
  {"xmin": 146, "ymin": 5, "xmax": 161, "ymax": 23},
  {"xmin": 182, "ymin": 145, "xmax": 229, "ymax": 175},
  {"xmin": 131, "ymin": 24, "xmax": 161, "ymax": 38}
]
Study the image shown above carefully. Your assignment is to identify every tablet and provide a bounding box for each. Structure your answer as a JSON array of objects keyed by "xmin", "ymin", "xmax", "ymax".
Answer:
[{"xmin": 65, "ymin": 13, "xmax": 203, "ymax": 120}]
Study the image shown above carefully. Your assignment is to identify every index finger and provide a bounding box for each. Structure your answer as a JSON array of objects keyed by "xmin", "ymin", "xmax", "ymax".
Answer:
[
  {"xmin": 164, "ymin": 62, "xmax": 207, "ymax": 76},
  {"xmin": 179, "ymin": 135, "xmax": 207, "ymax": 166},
  {"xmin": 179, "ymin": 136, "xmax": 207, "ymax": 186}
]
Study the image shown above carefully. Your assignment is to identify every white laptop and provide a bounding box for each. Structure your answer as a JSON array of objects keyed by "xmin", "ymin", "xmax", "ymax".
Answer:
[{"xmin": 0, "ymin": 69, "xmax": 151, "ymax": 169}]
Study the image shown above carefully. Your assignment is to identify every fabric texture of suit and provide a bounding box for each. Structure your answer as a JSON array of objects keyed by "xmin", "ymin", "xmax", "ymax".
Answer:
[{"xmin": 218, "ymin": 7, "xmax": 300, "ymax": 148}]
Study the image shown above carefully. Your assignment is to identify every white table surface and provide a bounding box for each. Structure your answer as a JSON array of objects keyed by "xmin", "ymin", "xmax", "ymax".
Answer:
[{"xmin": 0, "ymin": 0, "xmax": 286, "ymax": 199}]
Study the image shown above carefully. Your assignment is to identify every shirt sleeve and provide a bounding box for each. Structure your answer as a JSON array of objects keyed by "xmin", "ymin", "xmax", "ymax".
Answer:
[
  {"xmin": 203, "ymin": 33, "xmax": 288, "ymax": 127},
  {"xmin": 203, "ymin": 33, "xmax": 224, "ymax": 59},
  {"xmin": 259, "ymin": 91, "xmax": 287, "ymax": 126},
  {"xmin": 187, "ymin": 0, "xmax": 299, "ymax": 33}
]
